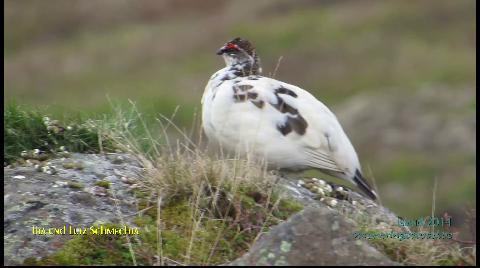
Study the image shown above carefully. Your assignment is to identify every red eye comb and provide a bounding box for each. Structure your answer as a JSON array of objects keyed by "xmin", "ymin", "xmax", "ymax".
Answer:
[{"xmin": 226, "ymin": 43, "xmax": 238, "ymax": 49}]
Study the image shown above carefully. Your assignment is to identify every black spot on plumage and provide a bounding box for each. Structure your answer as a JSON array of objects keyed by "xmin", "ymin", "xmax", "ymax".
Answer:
[
  {"xmin": 247, "ymin": 91, "xmax": 258, "ymax": 99},
  {"xmin": 233, "ymin": 70, "xmax": 244, "ymax": 77},
  {"xmin": 269, "ymin": 93, "xmax": 308, "ymax": 135},
  {"xmin": 275, "ymin": 86, "xmax": 298, "ymax": 98},
  {"xmin": 232, "ymin": 85, "xmax": 258, "ymax": 104},
  {"xmin": 220, "ymin": 74, "xmax": 230, "ymax": 81},
  {"xmin": 277, "ymin": 114, "xmax": 308, "ymax": 136},
  {"xmin": 277, "ymin": 122, "xmax": 292, "ymax": 136},
  {"xmin": 288, "ymin": 115, "xmax": 308, "ymax": 135},
  {"xmin": 271, "ymin": 96, "xmax": 298, "ymax": 115},
  {"xmin": 233, "ymin": 94, "xmax": 247, "ymax": 102},
  {"xmin": 280, "ymin": 102, "xmax": 298, "ymax": 114},
  {"xmin": 247, "ymin": 76, "xmax": 259, "ymax": 80},
  {"xmin": 251, "ymin": 100, "xmax": 264, "ymax": 109},
  {"xmin": 237, "ymin": 85, "xmax": 254, "ymax": 91}
]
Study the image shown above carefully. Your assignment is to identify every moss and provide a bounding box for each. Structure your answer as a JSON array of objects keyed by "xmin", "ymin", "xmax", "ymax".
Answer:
[
  {"xmin": 22, "ymin": 223, "xmax": 147, "ymax": 266},
  {"xmin": 136, "ymin": 197, "xmax": 157, "ymax": 219},
  {"xmin": 133, "ymin": 199, "xmax": 246, "ymax": 265},
  {"xmin": 19, "ymin": 181, "xmax": 303, "ymax": 266},
  {"xmin": 240, "ymin": 195, "xmax": 257, "ymax": 209},
  {"xmin": 62, "ymin": 161, "xmax": 84, "ymax": 170},
  {"xmin": 359, "ymin": 224, "xmax": 476, "ymax": 266},
  {"xmin": 95, "ymin": 180, "xmax": 110, "ymax": 189},
  {"xmin": 132, "ymin": 188, "xmax": 151, "ymax": 199},
  {"xmin": 29, "ymin": 190, "xmax": 303, "ymax": 266},
  {"xmin": 22, "ymin": 257, "xmax": 41, "ymax": 266},
  {"xmin": 275, "ymin": 199, "xmax": 304, "ymax": 220},
  {"xmin": 67, "ymin": 181, "xmax": 84, "ymax": 189},
  {"xmin": 132, "ymin": 215, "xmax": 150, "ymax": 227}
]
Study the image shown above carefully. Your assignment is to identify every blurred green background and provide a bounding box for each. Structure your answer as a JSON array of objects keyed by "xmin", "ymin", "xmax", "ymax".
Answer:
[{"xmin": 4, "ymin": 0, "xmax": 476, "ymax": 231}]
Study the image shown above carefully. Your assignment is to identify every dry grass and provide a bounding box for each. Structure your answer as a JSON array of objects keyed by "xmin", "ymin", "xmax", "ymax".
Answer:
[
  {"xmin": 17, "ymin": 101, "xmax": 474, "ymax": 265},
  {"xmin": 84, "ymin": 101, "xmax": 303, "ymax": 265},
  {"xmin": 343, "ymin": 177, "xmax": 476, "ymax": 266},
  {"xmin": 365, "ymin": 225, "xmax": 476, "ymax": 266}
]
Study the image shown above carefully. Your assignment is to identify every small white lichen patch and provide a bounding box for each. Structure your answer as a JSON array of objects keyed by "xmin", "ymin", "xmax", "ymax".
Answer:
[
  {"xmin": 280, "ymin": 241, "xmax": 292, "ymax": 253},
  {"xmin": 323, "ymin": 184, "xmax": 333, "ymax": 193},
  {"xmin": 327, "ymin": 199, "xmax": 338, "ymax": 207},
  {"xmin": 54, "ymin": 181, "xmax": 68, "ymax": 187}
]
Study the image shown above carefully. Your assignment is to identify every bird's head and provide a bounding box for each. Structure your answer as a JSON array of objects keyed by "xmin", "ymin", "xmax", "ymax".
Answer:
[
  {"xmin": 217, "ymin": 37, "xmax": 255, "ymax": 56},
  {"xmin": 216, "ymin": 37, "xmax": 259, "ymax": 68}
]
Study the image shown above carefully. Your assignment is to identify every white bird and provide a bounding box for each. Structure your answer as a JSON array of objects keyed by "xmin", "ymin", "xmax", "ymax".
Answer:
[{"xmin": 201, "ymin": 37, "xmax": 377, "ymax": 200}]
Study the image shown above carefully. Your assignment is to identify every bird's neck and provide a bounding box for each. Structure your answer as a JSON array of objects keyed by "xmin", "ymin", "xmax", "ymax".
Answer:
[{"xmin": 223, "ymin": 54, "xmax": 262, "ymax": 77}]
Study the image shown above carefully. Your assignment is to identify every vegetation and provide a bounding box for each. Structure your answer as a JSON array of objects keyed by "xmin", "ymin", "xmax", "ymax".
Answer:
[
  {"xmin": 4, "ymin": 102, "xmax": 115, "ymax": 164},
  {"xmin": 4, "ymin": 0, "xmax": 475, "ymax": 265},
  {"xmin": 4, "ymin": 0, "xmax": 475, "ymax": 221},
  {"xmin": 355, "ymin": 219, "xmax": 476, "ymax": 266},
  {"xmin": 6, "ymin": 103, "xmax": 473, "ymax": 266},
  {"xmin": 18, "ymin": 104, "xmax": 304, "ymax": 265},
  {"xmin": 94, "ymin": 180, "xmax": 111, "ymax": 189}
]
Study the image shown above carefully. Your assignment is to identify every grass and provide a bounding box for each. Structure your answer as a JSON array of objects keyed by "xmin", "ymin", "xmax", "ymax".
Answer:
[
  {"xmin": 97, "ymin": 102, "xmax": 305, "ymax": 265},
  {"xmin": 350, "ymin": 205, "xmax": 476, "ymax": 266},
  {"xmin": 94, "ymin": 180, "xmax": 111, "ymax": 189},
  {"xmin": 22, "ymin": 223, "xmax": 148, "ymax": 266},
  {"xmin": 5, "ymin": 1, "xmax": 475, "ymax": 110},
  {"xmin": 229, "ymin": 0, "xmax": 475, "ymax": 103},
  {"xmin": 19, "ymin": 103, "xmax": 304, "ymax": 266},
  {"xmin": 4, "ymin": 102, "xmax": 116, "ymax": 164},
  {"xmin": 4, "ymin": 1, "xmax": 475, "ymax": 264},
  {"xmin": 7, "ymin": 102, "xmax": 475, "ymax": 265},
  {"xmin": 4, "ymin": 1, "xmax": 475, "ymax": 221}
]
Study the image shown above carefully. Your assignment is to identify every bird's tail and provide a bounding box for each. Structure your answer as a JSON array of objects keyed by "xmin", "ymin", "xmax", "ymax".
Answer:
[{"xmin": 353, "ymin": 169, "xmax": 377, "ymax": 201}]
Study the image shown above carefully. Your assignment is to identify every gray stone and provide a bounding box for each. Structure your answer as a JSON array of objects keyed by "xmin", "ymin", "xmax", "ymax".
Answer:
[
  {"xmin": 5, "ymin": 152, "xmax": 405, "ymax": 266},
  {"xmin": 230, "ymin": 207, "xmax": 399, "ymax": 266},
  {"xmin": 3, "ymin": 153, "xmax": 143, "ymax": 266}
]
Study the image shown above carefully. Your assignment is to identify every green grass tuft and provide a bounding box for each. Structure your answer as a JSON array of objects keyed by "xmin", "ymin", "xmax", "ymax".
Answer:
[
  {"xmin": 4, "ymin": 102, "xmax": 116, "ymax": 164},
  {"xmin": 94, "ymin": 180, "xmax": 111, "ymax": 189}
]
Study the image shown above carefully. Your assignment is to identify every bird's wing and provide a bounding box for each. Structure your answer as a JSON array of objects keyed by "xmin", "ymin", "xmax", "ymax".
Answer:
[
  {"xmin": 302, "ymin": 149, "xmax": 344, "ymax": 173},
  {"xmin": 217, "ymin": 76, "xmax": 354, "ymax": 174}
]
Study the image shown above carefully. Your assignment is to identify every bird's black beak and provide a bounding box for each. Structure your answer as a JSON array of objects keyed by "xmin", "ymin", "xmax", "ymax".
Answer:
[{"xmin": 216, "ymin": 46, "xmax": 227, "ymax": 55}]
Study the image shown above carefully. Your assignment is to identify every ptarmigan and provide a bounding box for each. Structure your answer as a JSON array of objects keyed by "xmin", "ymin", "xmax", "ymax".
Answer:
[{"xmin": 201, "ymin": 37, "xmax": 377, "ymax": 200}]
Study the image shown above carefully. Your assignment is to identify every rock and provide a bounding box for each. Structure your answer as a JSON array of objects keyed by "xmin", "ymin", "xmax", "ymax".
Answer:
[
  {"xmin": 5, "ymin": 152, "xmax": 406, "ymax": 266},
  {"xmin": 280, "ymin": 178, "xmax": 402, "ymax": 229},
  {"xmin": 230, "ymin": 207, "xmax": 399, "ymax": 266},
  {"xmin": 3, "ymin": 153, "xmax": 143, "ymax": 266},
  {"xmin": 120, "ymin": 176, "xmax": 136, "ymax": 185},
  {"xmin": 229, "ymin": 177, "xmax": 404, "ymax": 266}
]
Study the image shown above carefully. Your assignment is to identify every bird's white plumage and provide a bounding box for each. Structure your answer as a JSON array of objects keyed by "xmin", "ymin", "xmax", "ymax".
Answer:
[{"xmin": 202, "ymin": 68, "xmax": 361, "ymax": 183}]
